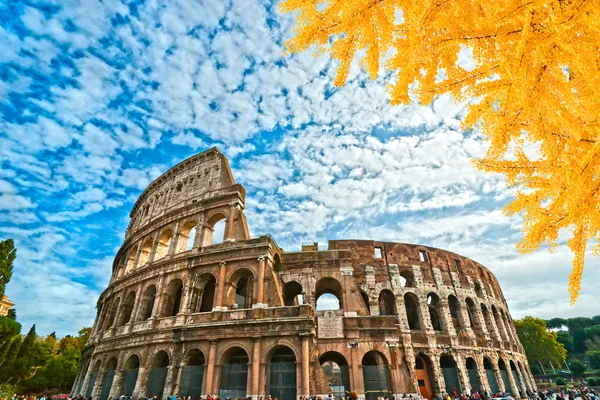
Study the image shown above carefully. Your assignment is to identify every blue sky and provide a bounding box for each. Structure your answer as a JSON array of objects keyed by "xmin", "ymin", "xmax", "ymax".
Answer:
[{"xmin": 1, "ymin": 0, "xmax": 598, "ymax": 337}]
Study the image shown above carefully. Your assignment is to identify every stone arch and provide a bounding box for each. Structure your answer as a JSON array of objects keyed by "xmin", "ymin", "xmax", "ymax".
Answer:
[
  {"xmin": 466, "ymin": 357, "xmax": 481, "ymax": 392},
  {"xmin": 147, "ymin": 350, "xmax": 170, "ymax": 399},
  {"xmin": 283, "ymin": 281, "xmax": 303, "ymax": 306},
  {"xmin": 483, "ymin": 357, "xmax": 498, "ymax": 393},
  {"xmin": 203, "ymin": 212, "xmax": 227, "ymax": 246},
  {"xmin": 320, "ymin": 351, "xmax": 351, "ymax": 399},
  {"xmin": 120, "ymin": 354, "xmax": 140, "ymax": 397},
  {"xmin": 517, "ymin": 360, "xmax": 532, "ymax": 392},
  {"xmin": 315, "ymin": 277, "xmax": 344, "ymax": 310},
  {"xmin": 378, "ymin": 289, "xmax": 397, "ymax": 316},
  {"xmin": 104, "ymin": 297, "xmax": 121, "ymax": 330},
  {"xmin": 480, "ymin": 304, "xmax": 495, "ymax": 336},
  {"xmin": 155, "ymin": 228, "xmax": 173, "ymax": 260},
  {"xmin": 447, "ymin": 295, "xmax": 463, "ymax": 331},
  {"xmin": 177, "ymin": 219, "xmax": 199, "ymax": 253},
  {"xmin": 267, "ymin": 345, "xmax": 297, "ymax": 400},
  {"xmin": 362, "ymin": 351, "xmax": 392, "ymax": 400},
  {"xmin": 415, "ymin": 353, "xmax": 435, "ymax": 399},
  {"xmin": 492, "ymin": 305, "xmax": 507, "ymax": 340},
  {"xmin": 138, "ymin": 238, "xmax": 153, "ymax": 266},
  {"xmin": 465, "ymin": 298, "xmax": 480, "ymax": 331},
  {"xmin": 190, "ymin": 272, "xmax": 217, "ymax": 313},
  {"xmin": 427, "ymin": 292, "xmax": 443, "ymax": 331},
  {"xmin": 179, "ymin": 349, "xmax": 206, "ymax": 400},
  {"xmin": 440, "ymin": 354, "xmax": 462, "ymax": 395},
  {"xmin": 404, "ymin": 292, "xmax": 421, "ymax": 330},
  {"xmin": 509, "ymin": 360, "xmax": 524, "ymax": 395},
  {"xmin": 399, "ymin": 269, "xmax": 415, "ymax": 287},
  {"xmin": 219, "ymin": 346, "xmax": 249, "ymax": 399},
  {"xmin": 226, "ymin": 268, "xmax": 255, "ymax": 309},
  {"xmin": 99, "ymin": 357, "xmax": 118, "ymax": 400},
  {"xmin": 137, "ymin": 285, "xmax": 157, "ymax": 321},
  {"xmin": 117, "ymin": 291, "xmax": 136, "ymax": 326},
  {"xmin": 125, "ymin": 244, "xmax": 139, "ymax": 273},
  {"xmin": 162, "ymin": 278, "xmax": 184, "ymax": 317}
]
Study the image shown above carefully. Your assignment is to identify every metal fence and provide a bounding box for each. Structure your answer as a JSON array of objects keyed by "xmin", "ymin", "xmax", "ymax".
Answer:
[
  {"xmin": 179, "ymin": 365, "xmax": 205, "ymax": 400},
  {"xmin": 85, "ymin": 373, "xmax": 97, "ymax": 398},
  {"xmin": 99, "ymin": 370, "xmax": 115, "ymax": 400},
  {"xmin": 468, "ymin": 369, "xmax": 481, "ymax": 392},
  {"xmin": 486, "ymin": 370, "xmax": 499, "ymax": 393},
  {"xmin": 441, "ymin": 367, "xmax": 461, "ymax": 395},
  {"xmin": 512, "ymin": 370, "xmax": 522, "ymax": 393},
  {"xmin": 500, "ymin": 370, "xmax": 511, "ymax": 393},
  {"xmin": 121, "ymin": 368, "xmax": 139, "ymax": 396},
  {"xmin": 147, "ymin": 367, "xmax": 169, "ymax": 399},
  {"xmin": 363, "ymin": 365, "xmax": 392, "ymax": 400},
  {"xmin": 220, "ymin": 363, "xmax": 248, "ymax": 399},
  {"xmin": 323, "ymin": 365, "xmax": 350, "ymax": 399},
  {"xmin": 268, "ymin": 362, "xmax": 296, "ymax": 400}
]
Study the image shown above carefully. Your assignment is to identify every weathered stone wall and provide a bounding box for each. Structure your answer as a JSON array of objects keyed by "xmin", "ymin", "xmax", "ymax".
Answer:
[{"xmin": 72, "ymin": 149, "xmax": 536, "ymax": 400}]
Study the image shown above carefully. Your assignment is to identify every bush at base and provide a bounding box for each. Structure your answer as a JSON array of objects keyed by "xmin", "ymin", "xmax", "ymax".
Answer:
[
  {"xmin": 556, "ymin": 377, "xmax": 566, "ymax": 386},
  {"xmin": 588, "ymin": 377, "xmax": 597, "ymax": 386}
]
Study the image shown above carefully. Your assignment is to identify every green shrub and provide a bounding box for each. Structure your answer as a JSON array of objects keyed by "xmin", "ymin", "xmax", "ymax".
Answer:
[
  {"xmin": 556, "ymin": 377, "xmax": 566, "ymax": 386},
  {"xmin": 589, "ymin": 377, "xmax": 598, "ymax": 386}
]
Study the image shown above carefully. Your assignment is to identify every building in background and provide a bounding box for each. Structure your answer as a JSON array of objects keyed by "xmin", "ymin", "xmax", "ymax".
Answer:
[{"xmin": 0, "ymin": 295, "xmax": 14, "ymax": 316}]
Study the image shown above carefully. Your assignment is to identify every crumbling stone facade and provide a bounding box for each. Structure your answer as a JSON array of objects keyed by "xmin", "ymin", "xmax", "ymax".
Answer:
[{"xmin": 72, "ymin": 148, "xmax": 536, "ymax": 400}]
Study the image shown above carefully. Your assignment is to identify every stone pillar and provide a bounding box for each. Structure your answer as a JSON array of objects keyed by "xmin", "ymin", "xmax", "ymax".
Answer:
[
  {"xmin": 172, "ymin": 362, "xmax": 185, "ymax": 396},
  {"xmin": 168, "ymin": 222, "xmax": 182, "ymax": 257},
  {"xmin": 163, "ymin": 365, "xmax": 177, "ymax": 399},
  {"xmin": 369, "ymin": 300, "xmax": 379, "ymax": 316},
  {"xmin": 254, "ymin": 257, "xmax": 267, "ymax": 307},
  {"xmin": 439, "ymin": 298, "xmax": 456, "ymax": 335},
  {"xmin": 494, "ymin": 364, "xmax": 505, "ymax": 392},
  {"xmin": 301, "ymin": 334, "xmax": 310, "ymax": 397},
  {"xmin": 193, "ymin": 221, "xmax": 205, "ymax": 249},
  {"xmin": 419, "ymin": 299, "xmax": 434, "ymax": 332},
  {"xmin": 430, "ymin": 354, "xmax": 445, "ymax": 396},
  {"xmin": 109, "ymin": 369, "xmax": 123, "ymax": 398},
  {"xmin": 148, "ymin": 234, "xmax": 159, "ymax": 264},
  {"xmin": 349, "ymin": 342, "xmax": 364, "ymax": 398},
  {"xmin": 396, "ymin": 295, "xmax": 410, "ymax": 331},
  {"xmin": 205, "ymin": 341, "xmax": 218, "ymax": 396},
  {"xmin": 224, "ymin": 202, "xmax": 238, "ymax": 242},
  {"xmin": 514, "ymin": 364, "xmax": 527, "ymax": 395},
  {"xmin": 251, "ymin": 338, "xmax": 261, "ymax": 399},
  {"xmin": 132, "ymin": 244, "xmax": 143, "ymax": 271},
  {"xmin": 132, "ymin": 367, "xmax": 144, "ymax": 398},
  {"xmin": 214, "ymin": 262, "xmax": 227, "ymax": 311},
  {"xmin": 178, "ymin": 271, "xmax": 192, "ymax": 315},
  {"xmin": 340, "ymin": 266, "xmax": 356, "ymax": 317},
  {"xmin": 505, "ymin": 363, "xmax": 520, "ymax": 397}
]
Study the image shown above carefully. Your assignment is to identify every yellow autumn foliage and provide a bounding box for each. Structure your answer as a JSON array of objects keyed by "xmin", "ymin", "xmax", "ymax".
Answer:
[{"xmin": 279, "ymin": 0, "xmax": 600, "ymax": 304}]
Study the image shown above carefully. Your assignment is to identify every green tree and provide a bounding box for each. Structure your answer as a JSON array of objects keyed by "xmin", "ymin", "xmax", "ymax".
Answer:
[
  {"xmin": 547, "ymin": 318, "xmax": 569, "ymax": 329},
  {"xmin": 567, "ymin": 317, "xmax": 594, "ymax": 354},
  {"xmin": 6, "ymin": 309, "xmax": 15, "ymax": 321},
  {"xmin": 587, "ymin": 350, "xmax": 600, "ymax": 370},
  {"xmin": 556, "ymin": 377, "xmax": 566, "ymax": 386},
  {"xmin": 0, "ymin": 239, "xmax": 15, "ymax": 299},
  {"xmin": 515, "ymin": 316, "xmax": 567, "ymax": 366},
  {"xmin": 557, "ymin": 331, "xmax": 575, "ymax": 354},
  {"xmin": 593, "ymin": 315, "xmax": 600, "ymax": 325},
  {"xmin": 569, "ymin": 359, "xmax": 586, "ymax": 377}
]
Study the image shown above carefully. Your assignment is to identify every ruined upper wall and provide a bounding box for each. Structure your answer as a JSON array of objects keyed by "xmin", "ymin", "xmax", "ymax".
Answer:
[{"xmin": 125, "ymin": 147, "xmax": 240, "ymax": 239}]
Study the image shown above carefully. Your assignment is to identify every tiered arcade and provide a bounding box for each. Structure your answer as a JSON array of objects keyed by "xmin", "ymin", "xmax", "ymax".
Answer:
[{"xmin": 72, "ymin": 148, "xmax": 536, "ymax": 400}]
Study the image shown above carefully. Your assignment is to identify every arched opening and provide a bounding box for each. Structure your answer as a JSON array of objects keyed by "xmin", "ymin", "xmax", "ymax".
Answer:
[
  {"xmin": 273, "ymin": 254, "xmax": 282, "ymax": 272},
  {"xmin": 447, "ymin": 295, "xmax": 462, "ymax": 331},
  {"xmin": 361, "ymin": 291, "xmax": 371, "ymax": 315},
  {"xmin": 362, "ymin": 351, "xmax": 392, "ymax": 400},
  {"xmin": 190, "ymin": 273, "xmax": 217, "ymax": 313},
  {"xmin": 399, "ymin": 270, "xmax": 414, "ymax": 287},
  {"xmin": 474, "ymin": 282, "xmax": 484, "ymax": 297},
  {"xmin": 155, "ymin": 229, "xmax": 173, "ymax": 260},
  {"xmin": 404, "ymin": 293, "xmax": 421, "ymax": 330},
  {"xmin": 415, "ymin": 354, "xmax": 435, "ymax": 399},
  {"xmin": 509, "ymin": 360, "xmax": 523, "ymax": 395},
  {"xmin": 268, "ymin": 346, "xmax": 297, "ymax": 400},
  {"xmin": 465, "ymin": 298, "xmax": 479, "ymax": 331},
  {"xmin": 99, "ymin": 357, "xmax": 117, "ymax": 400},
  {"xmin": 227, "ymin": 269, "xmax": 254, "ymax": 309},
  {"xmin": 179, "ymin": 349, "xmax": 205, "ymax": 400},
  {"xmin": 219, "ymin": 347, "xmax": 249, "ymax": 399},
  {"xmin": 378, "ymin": 290, "xmax": 397, "ymax": 316},
  {"xmin": 120, "ymin": 355, "xmax": 140, "ymax": 396},
  {"xmin": 466, "ymin": 358, "xmax": 481, "ymax": 392},
  {"xmin": 125, "ymin": 244, "xmax": 139, "ymax": 273},
  {"xmin": 440, "ymin": 354, "xmax": 462, "ymax": 395},
  {"xmin": 315, "ymin": 277, "xmax": 343, "ymax": 311},
  {"xmin": 137, "ymin": 285, "xmax": 156, "ymax": 321},
  {"xmin": 162, "ymin": 279, "xmax": 184, "ymax": 317},
  {"xmin": 147, "ymin": 351, "xmax": 170, "ymax": 399},
  {"xmin": 117, "ymin": 291, "xmax": 136, "ymax": 326},
  {"xmin": 204, "ymin": 213, "xmax": 227, "ymax": 246},
  {"xmin": 517, "ymin": 361, "xmax": 532, "ymax": 392},
  {"xmin": 138, "ymin": 238, "xmax": 153, "ymax": 266},
  {"xmin": 320, "ymin": 352, "xmax": 350, "ymax": 399},
  {"xmin": 480, "ymin": 304, "xmax": 495, "ymax": 336},
  {"xmin": 86, "ymin": 360, "xmax": 101, "ymax": 398},
  {"xmin": 484, "ymin": 358, "xmax": 498, "ymax": 393},
  {"xmin": 283, "ymin": 281, "xmax": 303, "ymax": 306},
  {"xmin": 104, "ymin": 297, "xmax": 121, "ymax": 330},
  {"xmin": 498, "ymin": 359, "xmax": 511, "ymax": 394},
  {"xmin": 492, "ymin": 306, "xmax": 506, "ymax": 340},
  {"xmin": 176, "ymin": 220, "xmax": 198, "ymax": 253},
  {"xmin": 427, "ymin": 293, "xmax": 443, "ymax": 331},
  {"xmin": 501, "ymin": 310, "xmax": 513, "ymax": 341}
]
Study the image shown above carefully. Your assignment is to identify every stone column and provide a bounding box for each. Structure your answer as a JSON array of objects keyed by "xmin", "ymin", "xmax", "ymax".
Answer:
[
  {"xmin": 163, "ymin": 365, "xmax": 177, "ymax": 399},
  {"xmin": 419, "ymin": 299, "xmax": 434, "ymax": 332},
  {"xmin": 514, "ymin": 364, "xmax": 527, "ymax": 395},
  {"xmin": 178, "ymin": 271, "xmax": 192, "ymax": 315},
  {"xmin": 301, "ymin": 334, "xmax": 310, "ymax": 397},
  {"xmin": 430, "ymin": 354, "xmax": 445, "ymax": 396},
  {"xmin": 349, "ymin": 341, "xmax": 361, "ymax": 395},
  {"xmin": 224, "ymin": 202, "xmax": 238, "ymax": 242},
  {"xmin": 505, "ymin": 363, "xmax": 520, "ymax": 397},
  {"xmin": 439, "ymin": 298, "xmax": 456, "ymax": 335},
  {"xmin": 172, "ymin": 362, "xmax": 185, "ymax": 396},
  {"xmin": 396, "ymin": 295, "xmax": 410, "ymax": 332},
  {"xmin": 214, "ymin": 262, "xmax": 227, "ymax": 311},
  {"xmin": 340, "ymin": 266, "xmax": 356, "ymax": 317},
  {"xmin": 254, "ymin": 257, "xmax": 267, "ymax": 307},
  {"xmin": 109, "ymin": 369, "xmax": 123, "ymax": 398},
  {"xmin": 251, "ymin": 338, "xmax": 261, "ymax": 399},
  {"xmin": 148, "ymin": 233, "xmax": 160, "ymax": 264},
  {"xmin": 494, "ymin": 364, "xmax": 505, "ymax": 392},
  {"xmin": 132, "ymin": 244, "xmax": 143, "ymax": 271},
  {"xmin": 193, "ymin": 221, "xmax": 205, "ymax": 249},
  {"xmin": 205, "ymin": 341, "xmax": 218, "ymax": 396},
  {"xmin": 168, "ymin": 222, "xmax": 182, "ymax": 257}
]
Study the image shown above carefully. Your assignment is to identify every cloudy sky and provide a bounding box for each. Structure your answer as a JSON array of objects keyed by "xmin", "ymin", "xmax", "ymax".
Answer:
[{"xmin": 1, "ymin": 0, "xmax": 598, "ymax": 337}]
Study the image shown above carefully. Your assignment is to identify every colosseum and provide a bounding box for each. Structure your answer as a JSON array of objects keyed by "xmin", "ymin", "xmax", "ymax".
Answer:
[{"xmin": 72, "ymin": 147, "xmax": 536, "ymax": 400}]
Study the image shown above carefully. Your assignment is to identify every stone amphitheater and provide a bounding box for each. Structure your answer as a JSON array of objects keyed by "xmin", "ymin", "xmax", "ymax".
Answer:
[{"xmin": 72, "ymin": 147, "xmax": 536, "ymax": 400}]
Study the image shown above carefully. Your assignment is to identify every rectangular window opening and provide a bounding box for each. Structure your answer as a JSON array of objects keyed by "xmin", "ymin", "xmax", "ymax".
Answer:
[
  {"xmin": 374, "ymin": 247, "xmax": 382, "ymax": 259},
  {"xmin": 419, "ymin": 250, "xmax": 427, "ymax": 262}
]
